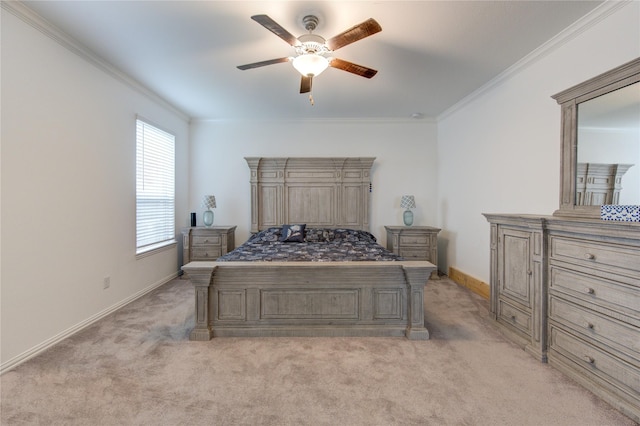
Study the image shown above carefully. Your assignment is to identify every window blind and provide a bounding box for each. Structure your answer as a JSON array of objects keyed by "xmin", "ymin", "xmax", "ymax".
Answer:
[{"xmin": 136, "ymin": 119, "xmax": 175, "ymax": 254}]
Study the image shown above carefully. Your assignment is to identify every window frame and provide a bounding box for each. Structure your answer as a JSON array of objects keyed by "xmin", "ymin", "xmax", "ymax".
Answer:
[{"xmin": 135, "ymin": 117, "xmax": 177, "ymax": 257}]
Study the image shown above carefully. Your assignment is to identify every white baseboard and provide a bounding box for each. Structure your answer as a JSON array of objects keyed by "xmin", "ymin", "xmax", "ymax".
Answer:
[{"xmin": 0, "ymin": 272, "xmax": 178, "ymax": 375}]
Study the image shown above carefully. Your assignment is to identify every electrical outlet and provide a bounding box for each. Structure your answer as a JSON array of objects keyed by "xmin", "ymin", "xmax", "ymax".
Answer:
[{"xmin": 103, "ymin": 277, "xmax": 111, "ymax": 289}]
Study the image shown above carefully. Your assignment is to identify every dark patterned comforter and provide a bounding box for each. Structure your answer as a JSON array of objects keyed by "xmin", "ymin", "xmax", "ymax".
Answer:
[{"xmin": 217, "ymin": 227, "xmax": 404, "ymax": 262}]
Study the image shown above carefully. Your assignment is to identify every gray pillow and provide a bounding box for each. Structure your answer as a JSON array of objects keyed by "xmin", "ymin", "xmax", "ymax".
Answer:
[{"xmin": 280, "ymin": 224, "xmax": 306, "ymax": 242}]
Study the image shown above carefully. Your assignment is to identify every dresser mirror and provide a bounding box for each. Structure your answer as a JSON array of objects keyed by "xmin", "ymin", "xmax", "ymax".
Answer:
[{"xmin": 552, "ymin": 57, "xmax": 640, "ymax": 218}]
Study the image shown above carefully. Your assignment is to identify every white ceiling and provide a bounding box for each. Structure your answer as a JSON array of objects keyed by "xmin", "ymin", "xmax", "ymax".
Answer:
[{"xmin": 21, "ymin": 0, "xmax": 604, "ymax": 121}]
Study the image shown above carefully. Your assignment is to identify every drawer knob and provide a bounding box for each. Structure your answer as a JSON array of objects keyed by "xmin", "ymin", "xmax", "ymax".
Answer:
[
  {"xmin": 527, "ymin": 270, "xmax": 532, "ymax": 276},
  {"xmin": 587, "ymin": 323, "xmax": 594, "ymax": 330},
  {"xmin": 510, "ymin": 315, "xmax": 516, "ymax": 322},
  {"xmin": 583, "ymin": 355, "xmax": 595, "ymax": 364},
  {"xmin": 586, "ymin": 287, "xmax": 595, "ymax": 295},
  {"xmin": 584, "ymin": 253, "xmax": 595, "ymax": 260}
]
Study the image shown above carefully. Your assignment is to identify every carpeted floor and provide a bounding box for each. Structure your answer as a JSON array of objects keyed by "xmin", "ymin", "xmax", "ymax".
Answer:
[{"xmin": 1, "ymin": 276, "xmax": 636, "ymax": 425}]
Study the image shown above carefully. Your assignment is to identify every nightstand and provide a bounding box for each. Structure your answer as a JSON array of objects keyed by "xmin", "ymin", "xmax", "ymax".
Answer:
[
  {"xmin": 385, "ymin": 226, "xmax": 440, "ymax": 279},
  {"xmin": 182, "ymin": 226, "xmax": 236, "ymax": 264}
]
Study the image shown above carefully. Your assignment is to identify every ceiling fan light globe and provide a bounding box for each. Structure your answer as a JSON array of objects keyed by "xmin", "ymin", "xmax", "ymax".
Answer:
[{"xmin": 293, "ymin": 54, "xmax": 329, "ymax": 77}]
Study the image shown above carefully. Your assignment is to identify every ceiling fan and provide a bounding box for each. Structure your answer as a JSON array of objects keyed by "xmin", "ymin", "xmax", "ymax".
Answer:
[{"xmin": 237, "ymin": 14, "xmax": 382, "ymax": 95}]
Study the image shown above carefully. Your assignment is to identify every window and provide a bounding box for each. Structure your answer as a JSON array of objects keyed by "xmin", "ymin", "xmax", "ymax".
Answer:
[{"xmin": 136, "ymin": 118, "xmax": 175, "ymax": 255}]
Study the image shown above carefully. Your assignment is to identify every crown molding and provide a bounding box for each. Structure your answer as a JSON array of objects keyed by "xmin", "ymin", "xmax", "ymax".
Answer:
[
  {"xmin": 437, "ymin": 0, "xmax": 631, "ymax": 121},
  {"xmin": 2, "ymin": 1, "xmax": 190, "ymax": 122},
  {"xmin": 190, "ymin": 116, "xmax": 437, "ymax": 125}
]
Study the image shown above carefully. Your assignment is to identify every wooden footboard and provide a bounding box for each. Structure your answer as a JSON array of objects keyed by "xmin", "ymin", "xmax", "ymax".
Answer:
[{"xmin": 182, "ymin": 261, "xmax": 436, "ymax": 341}]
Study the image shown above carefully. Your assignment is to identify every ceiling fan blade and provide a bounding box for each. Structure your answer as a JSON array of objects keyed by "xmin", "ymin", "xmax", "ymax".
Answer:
[
  {"xmin": 329, "ymin": 58, "xmax": 378, "ymax": 79},
  {"xmin": 300, "ymin": 75, "xmax": 312, "ymax": 93},
  {"xmin": 251, "ymin": 15, "xmax": 301, "ymax": 47},
  {"xmin": 326, "ymin": 18, "xmax": 382, "ymax": 51},
  {"xmin": 237, "ymin": 57, "xmax": 291, "ymax": 70}
]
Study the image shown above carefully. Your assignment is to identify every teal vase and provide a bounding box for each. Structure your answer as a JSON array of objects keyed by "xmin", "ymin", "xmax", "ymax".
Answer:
[
  {"xmin": 203, "ymin": 209, "xmax": 214, "ymax": 227},
  {"xmin": 403, "ymin": 210, "xmax": 414, "ymax": 226}
]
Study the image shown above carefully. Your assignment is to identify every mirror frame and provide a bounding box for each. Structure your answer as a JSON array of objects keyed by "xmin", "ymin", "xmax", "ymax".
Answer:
[{"xmin": 552, "ymin": 57, "xmax": 640, "ymax": 218}]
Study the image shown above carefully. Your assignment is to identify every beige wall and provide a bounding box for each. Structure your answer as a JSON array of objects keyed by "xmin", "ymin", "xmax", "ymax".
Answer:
[{"xmin": 1, "ymin": 8, "xmax": 190, "ymax": 368}]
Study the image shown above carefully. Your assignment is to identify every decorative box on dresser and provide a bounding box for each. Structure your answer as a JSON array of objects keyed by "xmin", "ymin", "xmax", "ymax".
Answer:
[
  {"xmin": 483, "ymin": 214, "xmax": 548, "ymax": 362},
  {"xmin": 385, "ymin": 226, "xmax": 440, "ymax": 279},
  {"xmin": 182, "ymin": 226, "xmax": 236, "ymax": 264}
]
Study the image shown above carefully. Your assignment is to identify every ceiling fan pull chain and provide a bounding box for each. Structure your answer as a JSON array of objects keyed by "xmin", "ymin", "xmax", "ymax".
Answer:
[{"xmin": 309, "ymin": 94, "xmax": 315, "ymax": 106}]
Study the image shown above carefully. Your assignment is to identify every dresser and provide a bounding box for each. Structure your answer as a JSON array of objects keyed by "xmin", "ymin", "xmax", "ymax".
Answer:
[
  {"xmin": 484, "ymin": 214, "xmax": 640, "ymax": 422},
  {"xmin": 385, "ymin": 226, "xmax": 440, "ymax": 279},
  {"xmin": 182, "ymin": 226, "xmax": 236, "ymax": 264}
]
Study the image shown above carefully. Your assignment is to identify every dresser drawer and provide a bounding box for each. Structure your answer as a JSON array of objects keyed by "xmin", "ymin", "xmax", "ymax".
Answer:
[
  {"xmin": 399, "ymin": 235, "xmax": 429, "ymax": 246},
  {"xmin": 549, "ymin": 266, "xmax": 640, "ymax": 319},
  {"xmin": 550, "ymin": 296, "xmax": 640, "ymax": 359},
  {"xmin": 550, "ymin": 326, "xmax": 640, "ymax": 396},
  {"xmin": 497, "ymin": 298, "xmax": 531, "ymax": 337},
  {"xmin": 550, "ymin": 235, "xmax": 640, "ymax": 275},
  {"xmin": 191, "ymin": 247, "xmax": 222, "ymax": 260},
  {"xmin": 192, "ymin": 235, "xmax": 222, "ymax": 246},
  {"xmin": 399, "ymin": 248, "xmax": 429, "ymax": 260}
]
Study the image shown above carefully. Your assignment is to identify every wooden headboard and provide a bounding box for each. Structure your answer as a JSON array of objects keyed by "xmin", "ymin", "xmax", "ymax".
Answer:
[{"xmin": 245, "ymin": 157, "xmax": 375, "ymax": 233}]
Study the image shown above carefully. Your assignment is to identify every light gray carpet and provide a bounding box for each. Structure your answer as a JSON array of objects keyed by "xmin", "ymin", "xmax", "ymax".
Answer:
[{"xmin": 1, "ymin": 277, "xmax": 636, "ymax": 425}]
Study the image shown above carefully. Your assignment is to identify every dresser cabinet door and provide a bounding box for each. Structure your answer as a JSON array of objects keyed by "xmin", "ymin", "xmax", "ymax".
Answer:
[{"xmin": 498, "ymin": 228, "xmax": 533, "ymax": 308}]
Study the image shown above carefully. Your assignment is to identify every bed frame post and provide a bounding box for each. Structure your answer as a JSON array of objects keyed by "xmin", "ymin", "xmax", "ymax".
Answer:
[
  {"xmin": 182, "ymin": 262, "xmax": 217, "ymax": 341},
  {"xmin": 402, "ymin": 263, "xmax": 432, "ymax": 340}
]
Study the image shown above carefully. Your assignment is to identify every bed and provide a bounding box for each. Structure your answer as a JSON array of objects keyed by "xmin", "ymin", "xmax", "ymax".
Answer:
[{"xmin": 181, "ymin": 157, "xmax": 436, "ymax": 341}]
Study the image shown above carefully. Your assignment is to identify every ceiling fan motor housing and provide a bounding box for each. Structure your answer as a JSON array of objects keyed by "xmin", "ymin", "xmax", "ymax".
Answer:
[{"xmin": 296, "ymin": 34, "xmax": 329, "ymax": 55}]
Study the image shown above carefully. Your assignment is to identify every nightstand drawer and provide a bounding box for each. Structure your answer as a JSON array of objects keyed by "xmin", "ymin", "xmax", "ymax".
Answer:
[
  {"xmin": 191, "ymin": 247, "xmax": 222, "ymax": 260},
  {"xmin": 399, "ymin": 248, "xmax": 429, "ymax": 260},
  {"xmin": 399, "ymin": 235, "xmax": 429, "ymax": 245},
  {"xmin": 192, "ymin": 235, "xmax": 222, "ymax": 246}
]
